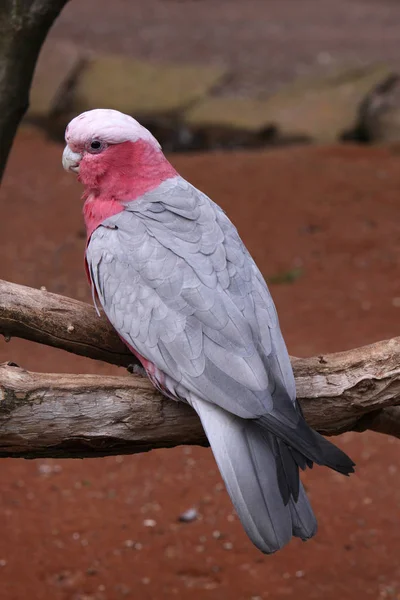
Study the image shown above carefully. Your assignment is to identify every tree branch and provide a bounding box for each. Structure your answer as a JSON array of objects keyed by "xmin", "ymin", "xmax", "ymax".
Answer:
[
  {"xmin": 0, "ymin": 279, "xmax": 134, "ymax": 367},
  {"xmin": 0, "ymin": 363, "xmax": 207, "ymax": 459},
  {"xmin": 0, "ymin": 278, "xmax": 400, "ymax": 458},
  {"xmin": 0, "ymin": 0, "xmax": 69, "ymax": 183}
]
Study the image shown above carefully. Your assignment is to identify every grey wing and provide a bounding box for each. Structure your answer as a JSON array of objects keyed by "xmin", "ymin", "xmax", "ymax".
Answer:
[
  {"xmin": 86, "ymin": 177, "xmax": 354, "ymax": 474},
  {"xmin": 86, "ymin": 177, "xmax": 295, "ymax": 420}
]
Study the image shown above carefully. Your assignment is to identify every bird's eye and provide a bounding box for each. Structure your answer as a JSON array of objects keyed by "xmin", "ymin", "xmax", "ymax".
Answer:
[{"xmin": 87, "ymin": 139, "xmax": 106, "ymax": 153}]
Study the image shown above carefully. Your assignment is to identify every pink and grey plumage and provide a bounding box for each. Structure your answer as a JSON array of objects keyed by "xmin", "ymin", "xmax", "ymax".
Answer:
[{"xmin": 63, "ymin": 108, "xmax": 354, "ymax": 554}]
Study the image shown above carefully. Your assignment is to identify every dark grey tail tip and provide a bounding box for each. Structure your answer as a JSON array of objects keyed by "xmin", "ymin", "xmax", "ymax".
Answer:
[
  {"xmin": 316, "ymin": 432, "xmax": 356, "ymax": 475},
  {"xmin": 342, "ymin": 467, "xmax": 355, "ymax": 476},
  {"xmin": 334, "ymin": 459, "xmax": 356, "ymax": 476}
]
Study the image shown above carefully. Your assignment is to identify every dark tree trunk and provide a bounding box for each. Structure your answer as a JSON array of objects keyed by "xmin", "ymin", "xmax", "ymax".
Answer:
[{"xmin": 0, "ymin": 0, "xmax": 69, "ymax": 183}]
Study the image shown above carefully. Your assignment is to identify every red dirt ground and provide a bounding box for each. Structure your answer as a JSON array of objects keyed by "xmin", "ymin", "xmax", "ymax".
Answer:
[{"xmin": 1, "ymin": 129, "xmax": 400, "ymax": 600}]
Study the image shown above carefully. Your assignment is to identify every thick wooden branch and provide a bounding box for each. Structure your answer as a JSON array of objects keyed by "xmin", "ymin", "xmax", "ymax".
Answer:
[
  {"xmin": 0, "ymin": 279, "xmax": 400, "ymax": 458},
  {"xmin": 0, "ymin": 344, "xmax": 400, "ymax": 459},
  {"xmin": 0, "ymin": 363, "xmax": 207, "ymax": 459}
]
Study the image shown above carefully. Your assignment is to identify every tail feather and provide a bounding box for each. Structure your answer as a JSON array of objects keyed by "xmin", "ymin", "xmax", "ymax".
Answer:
[
  {"xmin": 192, "ymin": 397, "xmax": 317, "ymax": 554},
  {"xmin": 258, "ymin": 414, "xmax": 355, "ymax": 475},
  {"xmin": 289, "ymin": 482, "xmax": 318, "ymax": 540},
  {"xmin": 312, "ymin": 430, "xmax": 356, "ymax": 475},
  {"xmin": 276, "ymin": 439, "xmax": 301, "ymax": 502},
  {"xmin": 256, "ymin": 392, "xmax": 355, "ymax": 476}
]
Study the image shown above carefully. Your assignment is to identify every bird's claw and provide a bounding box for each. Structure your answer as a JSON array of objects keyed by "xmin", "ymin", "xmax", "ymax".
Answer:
[{"xmin": 127, "ymin": 363, "xmax": 147, "ymax": 378}]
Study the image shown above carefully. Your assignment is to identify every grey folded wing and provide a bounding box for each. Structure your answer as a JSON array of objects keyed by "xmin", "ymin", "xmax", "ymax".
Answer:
[{"xmin": 86, "ymin": 177, "xmax": 298, "ymax": 423}]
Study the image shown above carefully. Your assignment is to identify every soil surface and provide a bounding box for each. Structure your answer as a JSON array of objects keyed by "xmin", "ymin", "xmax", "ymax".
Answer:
[
  {"xmin": 1, "ymin": 129, "xmax": 400, "ymax": 600},
  {"xmin": 53, "ymin": 0, "xmax": 400, "ymax": 96}
]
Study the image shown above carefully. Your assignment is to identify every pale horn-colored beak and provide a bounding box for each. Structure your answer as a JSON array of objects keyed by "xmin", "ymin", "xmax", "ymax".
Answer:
[{"xmin": 62, "ymin": 145, "xmax": 82, "ymax": 174}]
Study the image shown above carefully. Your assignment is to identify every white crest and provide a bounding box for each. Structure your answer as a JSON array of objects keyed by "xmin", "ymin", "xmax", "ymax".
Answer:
[{"xmin": 65, "ymin": 109, "xmax": 161, "ymax": 149}]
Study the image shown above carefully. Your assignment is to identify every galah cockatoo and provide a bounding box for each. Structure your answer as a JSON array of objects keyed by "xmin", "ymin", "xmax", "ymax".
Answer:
[{"xmin": 63, "ymin": 108, "xmax": 354, "ymax": 554}]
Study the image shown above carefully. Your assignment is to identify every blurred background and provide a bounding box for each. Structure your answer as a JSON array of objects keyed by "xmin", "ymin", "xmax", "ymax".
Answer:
[{"xmin": 1, "ymin": 0, "xmax": 400, "ymax": 599}]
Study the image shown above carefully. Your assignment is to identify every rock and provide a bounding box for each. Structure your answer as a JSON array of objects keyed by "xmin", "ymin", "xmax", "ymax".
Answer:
[
  {"xmin": 185, "ymin": 98, "xmax": 274, "ymax": 132},
  {"xmin": 269, "ymin": 64, "xmax": 397, "ymax": 143},
  {"xmin": 184, "ymin": 98, "xmax": 280, "ymax": 149},
  {"xmin": 357, "ymin": 76, "xmax": 400, "ymax": 143},
  {"xmin": 184, "ymin": 64, "xmax": 397, "ymax": 146},
  {"xmin": 28, "ymin": 40, "xmax": 86, "ymax": 123},
  {"xmin": 372, "ymin": 108, "xmax": 400, "ymax": 143},
  {"xmin": 178, "ymin": 508, "xmax": 198, "ymax": 523},
  {"xmin": 72, "ymin": 55, "xmax": 227, "ymax": 120},
  {"xmin": 35, "ymin": 55, "xmax": 396, "ymax": 150}
]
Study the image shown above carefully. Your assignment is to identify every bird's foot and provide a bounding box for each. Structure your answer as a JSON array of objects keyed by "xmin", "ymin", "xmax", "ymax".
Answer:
[{"xmin": 127, "ymin": 363, "xmax": 147, "ymax": 378}]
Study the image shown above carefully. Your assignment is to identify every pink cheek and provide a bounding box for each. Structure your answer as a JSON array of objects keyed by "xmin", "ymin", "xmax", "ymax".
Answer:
[{"xmin": 78, "ymin": 154, "xmax": 106, "ymax": 186}]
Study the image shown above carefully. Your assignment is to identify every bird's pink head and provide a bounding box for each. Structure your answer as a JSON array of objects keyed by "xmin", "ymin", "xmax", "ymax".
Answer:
[{"xmin": 62, "ymin": 109, "xmax": 177, "ymax": 238}]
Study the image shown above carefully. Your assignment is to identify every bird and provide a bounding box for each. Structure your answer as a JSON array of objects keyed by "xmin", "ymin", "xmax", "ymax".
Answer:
[{"xmin": 62, "ymin": 108, "xmax": 355, "ymax": 554}]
